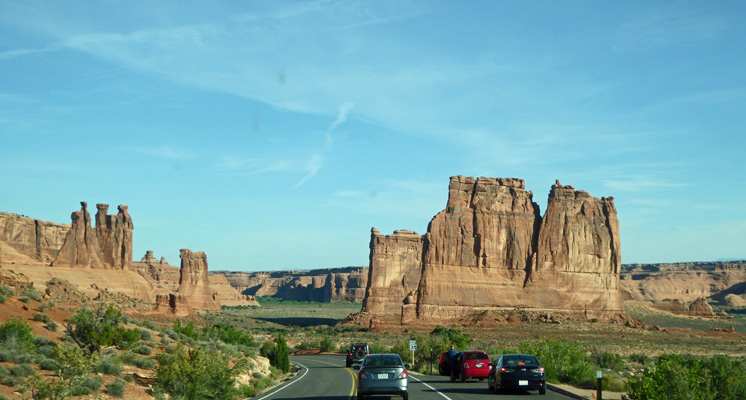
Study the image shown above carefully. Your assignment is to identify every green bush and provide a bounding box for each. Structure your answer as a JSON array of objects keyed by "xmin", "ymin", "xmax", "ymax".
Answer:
[
  {"xmin": 106, "ymin": 379, "xmax": 126, "ymax": 397},
  {"xmin": 273, "ymin": 334, "xmax": 290, "ymax": 373},
  {"xmin": 66, "ymin": 305, "xmax": 141, "ymax": 352},
  {"xmin": 38, "ymin": 358, "xmax": 59, "ymax": 371},
  {"xmin": 592, "ymin": 350, "xmax": 625, "ymax": 371},
  {"xmin": 0, "ymin": 294, "xmax": 6, "ymax": 304},
  {"xmin": 131, "ymin": 356, "xmax": 156, "ymax": 369},
  {"xmin": 519, "ymin": 339, "xmax": 595, "ymax": 388},
  {"xmin": 320, "ymin": 336, "xmax": 336, "ymax": 352},
  {"xmin": 626, "ymin": 354, "xmax": 746, "ymax": 400},
  {"xmin": 45, "ymin": 321, "xmax": 59, "ymax": 332},
  {"xmin": 154, "ymin": 344, "xmax": 246, "ymax": 400},
  {"xmin": 430, "ymin": 325, "xmax": 472, "ymax": 350},
  {"xmin": 0, "ymin": 285, "xmax": 14, "ymax": 296},
  {"xmin": 33, "ymin": 313, "xmax": 52, "ymax": 324},
  {"xmin": 93, "ymin": 355, "xmax": 123, "ymax": 376},
  {"xmin": 205, "ymin": 323, "xmax": 254, "ymax": 346},
  {"xmin": 0, "ymin": 318, "xmax": 35, "ymax": 351},
  {"xmin": 260, "ymin": 340, "xmax": 276, "ymax": 360},
  {"xmin": 134, "ymin": 345, "xmax": 153, "ymax": 356},
  {"xmin": 172, "ymin": 319, "xmax": 199, "ymax": 340},
  {"xmin": 19, "ymin": 285, "xmax": 43, "ymax": 302}
]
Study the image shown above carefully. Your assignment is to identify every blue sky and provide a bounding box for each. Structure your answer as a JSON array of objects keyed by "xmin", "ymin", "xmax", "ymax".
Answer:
[{"xmin": 1, "ymin": 1, "xmax": 744, "ymax": 271}]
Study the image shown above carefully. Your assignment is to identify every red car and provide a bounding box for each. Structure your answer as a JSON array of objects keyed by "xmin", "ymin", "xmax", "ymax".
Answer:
[{"xmin": 454, "ymin": 351, "xmax": 491, "ymax": 382}]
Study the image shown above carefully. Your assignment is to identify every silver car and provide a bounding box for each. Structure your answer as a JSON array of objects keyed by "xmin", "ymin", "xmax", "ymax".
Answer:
[{"xmin": 355, "ymin": 354, "xmax": 409, "ymax": 400}]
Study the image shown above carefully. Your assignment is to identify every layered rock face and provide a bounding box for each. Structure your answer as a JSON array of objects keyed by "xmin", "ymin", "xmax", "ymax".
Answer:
[
  {"xmin": 362, "ymin": 176, "xmax": 624, "ymax": 323},
  {"xmin": 621, "ymin": 261, "xmax": 746, "ymax": 308},
  {"xmin": 361, "ymin": 229, "xmax": 423, "ymax": 315},
  {"xmin": 176, "ymin": 249, "xmax": 220, "ymax": 311},
  {"xmin": 217, "ymin": 266, "xmax": 368, "ymax": 303},
  {"xmin": 52, "ymin": 202, "xmax": 105, "ymax": 268},
  {"xmin": 95, "ymin": 204, "xmax": 134, "ymax": 270},
  {"xmin": 526, "ymin": 181, "xmax": 623, "ymax": 317},
  {"xmin": 0, "ymin": 212, "xmax": 69, "ymax": 263}
]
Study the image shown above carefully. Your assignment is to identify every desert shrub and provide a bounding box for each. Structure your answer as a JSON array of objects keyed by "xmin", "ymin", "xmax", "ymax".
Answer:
[
  {"xmin": 9, "ymin": 363, "xmax": 36, "ymax": 378},
  {"xmin": 202, "ymin": 322, "xmax": 252, "ymax": 346},
  {"xmin": 38, "ymin": 304, "xmax": 48, "ymax": 312},
  {"xmin": 38, "ymin": 358, "xmax": 59, "ymax": 371},
  {"xmin": 368, "ymin": 343, "xmax": 388, "ymax": 354},
  {"xmin": 172, "ymin": 319, "xmax": 199, "ymax": 340},
  {"xmin": 93, "ymin": 354, "xmax": 123, "ymax": 376},
  {"xmin": 66, "ymin": 305, "xmax": 141, "ymax": 352},
  {"xmin": 45, "ymin": 321, "xmax": 59, "ymax": 332},
  {"xmin": 81, "ymin": 374, "xmax": 103, "ymax": 391},
  {"xmin": 134, "ymin": 345, "xmax": 152, "ymax": 356},
  {"xmin": 591, "ymin": 349, "xmax": 625, "ymax": 371},
  {"xmin": 33, "ymin": 313, "xmax": 52, "ymax": 324},
  {"xmin": 519, "ymin": 339, "xmax": 594, "ymax": 388},
  {"xmin": 131, "ymin": 356, "xmax": 157, "ymax": 369},
  {"xmin": 0, "ymin": 318, "xmax": 35, "ymax": 350},
  {"xmin": 0, "ymin": 285, "xmax": 14, "ymax": 296},
  {"xmin": 602, "ymin": 372, "xmax": 626, "ymax": 392},
  {"xmin": 319, "ymin": 336, "xmax": 336, "ymax": 352},
  {"xmin": 139, "ymin": 329, "xmax": 152, "ymax": 341},
  {"xmin": 629, "ymin": 353, "xmax": 651, "ymax": 365},
  {"xmin": 154, "ymin": 344, "xmax": 245, "ymax": 400},
  {"xmin": 19, "ymin": 285, "xmax": 43, "ymax": 302},
  {"xmin": 106, "ymin": 379, "xmax": 126, "ymax": 397},
  {"xmin": 430, "ymin": 325, "xmax": 472, "ymax": 350},
  {"xmin": 0, "ymin": 294, "xmax": 6, "ymax": 304},
  {"xmin": 626, "ymin": 354, "xmax": 746, "ymax": 400},
  {"xmin": 260, "ymin": 340, "xmax": 276, "ymax": 360}
]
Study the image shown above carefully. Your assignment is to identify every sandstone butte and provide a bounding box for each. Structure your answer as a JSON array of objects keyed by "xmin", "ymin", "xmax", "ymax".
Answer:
[
  {"xmin": 361, "ymin": 176, "xmax": 625, "ymax": 323},
  {"xmin": 0, "ymin": 203, "xmax": 258, "ymax": 313}
]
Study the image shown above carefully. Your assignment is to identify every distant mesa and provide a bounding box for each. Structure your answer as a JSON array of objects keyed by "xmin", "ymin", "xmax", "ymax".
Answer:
[{"xmin": 361, "ymin": 176, "xmax": 624, "ymax": 324}]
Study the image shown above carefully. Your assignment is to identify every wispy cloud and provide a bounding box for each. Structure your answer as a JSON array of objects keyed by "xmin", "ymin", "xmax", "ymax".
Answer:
[{"xmin": 295, "ymin": 101, "xmax": 354, "ymax": 187}]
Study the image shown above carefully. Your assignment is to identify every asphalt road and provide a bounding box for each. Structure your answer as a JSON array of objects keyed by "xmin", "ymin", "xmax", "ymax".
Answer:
[{"xmin": 254, "ymin": 354, "xmax": 576, "ymax": 400}]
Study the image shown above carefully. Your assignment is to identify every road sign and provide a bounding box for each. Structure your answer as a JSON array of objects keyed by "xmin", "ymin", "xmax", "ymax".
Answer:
[{"xmin": 409, "ymin": 340, "xmax": 417, "ymax": 351}]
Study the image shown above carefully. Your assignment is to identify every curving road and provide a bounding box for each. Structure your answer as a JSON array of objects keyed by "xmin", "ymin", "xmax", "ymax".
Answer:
[{"xmin": 254, "ymin": 354, "xmax": 576, "ymax": 400}]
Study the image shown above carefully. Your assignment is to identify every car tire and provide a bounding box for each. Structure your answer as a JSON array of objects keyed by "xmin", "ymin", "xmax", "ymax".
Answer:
[
  {"xmin": 460, "ymin": 371, "xmax": 465, "ymax": 383},
  {"xmin": 402, "ymin": 393, "xmax": 408, "ymax": 400},
  {"xmin": 479, "ymin": 378, "xmax": 484, "ymax": 381},
  {"xmin": 357, "ymin": 393, "xmax": 364, "ymax": 400},
  {"xmin": 346, "ymin": 360, "xmax": 351, "ymax": 368},
  {"xmin": 539, "ymin": 388, "xmax": 546, "ymax": 395}
]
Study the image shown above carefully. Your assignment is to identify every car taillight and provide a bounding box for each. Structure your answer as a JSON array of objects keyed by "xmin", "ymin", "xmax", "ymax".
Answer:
[
  {"xmin": 499, "ymin": 367, "xmax": 506, "ymax": 372},
  {"xmin": 463, "ymin": 363, "xmax": 469, "ymax": 369},
  {"xmin": 397, "ymin": 370, "xmax": 408, "ymax": 379},
  {"xmin": 532, "ymin": 367, "xmax": 545, "ymax": 373},
  {"xmin": 358, "ymin": 371, "xmax": 365, "ymax": 380}
]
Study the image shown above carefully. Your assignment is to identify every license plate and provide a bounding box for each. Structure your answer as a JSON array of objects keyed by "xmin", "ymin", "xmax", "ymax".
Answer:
[
  {"xmin": 476, "ymin": 363, "xmax": 483, "ymax": 368},
  {"xmin": 519, "ymin": 380, "xmax": 528, "ymax": 386},
  {"xmin": 378, "ymin": 373, "xmax": 388, "ymax": 379}
]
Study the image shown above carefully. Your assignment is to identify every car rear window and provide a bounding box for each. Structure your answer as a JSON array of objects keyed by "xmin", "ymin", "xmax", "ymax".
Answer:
[
  {"xmin": 503, "ymin": 356, "xmax": 539, "ymax": 366},
  {"xmin": 364, "ymin": 356, "xmax": 402, "ymax": 367},
  {"xmin": 465, "ymin": 352, "xmax": 489, "ymax": 360}
]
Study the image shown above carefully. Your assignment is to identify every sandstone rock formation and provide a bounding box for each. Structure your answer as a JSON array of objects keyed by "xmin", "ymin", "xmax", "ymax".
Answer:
[
  {"xmin": 52, "ymin": 202, "xmax": 105, "ymax": 268},
  {"xmin": 0, "ymin": 212, "xmax": 69, "ymax": 263},
  {"xmin": 95, "ymin": 204, "xmax": 134, "ymax": 270},
  {"xmin": 154, "ymin": 293, "xmax": 194, "ymax": 316},
  {"xmin": 361, "ymin": 229, "xmax": 423, "ymax": 315},
  {"xmin": 217, "ymin": 266, "xmax": 368, "ymax": 303},
  {"xmin": 176, "ymin": 249, "xmax": 220, "ymax": 311},
  {"xmin": 688, "ymin": 297, "xmax": 715, "ymax": 316},
  {"xmin": 362, "ymin": 176, "xmax": 624, "ymax": 323}
]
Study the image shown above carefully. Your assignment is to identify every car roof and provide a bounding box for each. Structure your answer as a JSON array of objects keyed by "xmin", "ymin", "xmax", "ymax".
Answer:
[{"xmin": 462, "ymin": 350, "xmax": 487, "ymax": 353}]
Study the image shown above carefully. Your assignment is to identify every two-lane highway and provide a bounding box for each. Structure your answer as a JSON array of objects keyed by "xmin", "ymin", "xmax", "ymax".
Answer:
[{"xmin": 255, "ymin": 354, "xmax": 576, "ymax": 400}]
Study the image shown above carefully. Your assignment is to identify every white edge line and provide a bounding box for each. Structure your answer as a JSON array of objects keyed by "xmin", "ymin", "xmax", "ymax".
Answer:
[
  {"xmin": 410, "ymin": 375, "xmax": 453, "ymax": 400},
  {"xmin": 256, "ymin": 362, "xmax": 309, "ymax": 400}
]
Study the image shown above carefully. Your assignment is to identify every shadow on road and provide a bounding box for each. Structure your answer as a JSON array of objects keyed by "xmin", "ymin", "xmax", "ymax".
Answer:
[{"xmin": 271, "ymin": 397, "xmax": 353, "ymax": 400}]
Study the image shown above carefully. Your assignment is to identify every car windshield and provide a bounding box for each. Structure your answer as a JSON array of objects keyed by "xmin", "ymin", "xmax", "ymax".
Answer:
[
  {"xmin": 364, "ymin": 356, "xmax": 402, "ymax": 367},
  {"xmin": 503, "ymin": 356, "xmax": 539, "ymax": 366},
  {"xmin": 464, "ymin": 352, "xmax": 489, "ymax": 360}
]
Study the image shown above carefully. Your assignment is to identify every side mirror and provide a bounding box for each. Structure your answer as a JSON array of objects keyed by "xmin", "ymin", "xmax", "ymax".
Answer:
[
  {"xmin": 352, "ymin": 365, "xmax": 360, "ymax": 371},
  {"xmin": 404, "ymin": 364, "xmax": 410, "ymax": 370}
]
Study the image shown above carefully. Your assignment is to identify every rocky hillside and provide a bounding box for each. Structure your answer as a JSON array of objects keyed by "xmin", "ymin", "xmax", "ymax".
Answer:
[{"xmin": 214, "ymin": 266, "xmax": 368, "ymax": 303}]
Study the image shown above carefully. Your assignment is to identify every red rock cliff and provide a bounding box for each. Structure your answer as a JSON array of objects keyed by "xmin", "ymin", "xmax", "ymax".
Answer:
[
  {"xmin": 361, "ymin": 228, "xmax": 423, "ymax": 315},
  {"xmin": 177, "ymin": 249, "xmax": 220, "ymax": 311},
  {"xmin": 362, "ymin": 176, "xmax": 625, "ymax": 323},
  {"xmin": 0, "ymin": 211, "xmax": 69, "ymax": 263}
]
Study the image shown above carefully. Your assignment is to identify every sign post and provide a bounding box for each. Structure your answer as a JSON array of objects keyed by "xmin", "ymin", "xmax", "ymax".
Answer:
[
  {"xmin": 596, "ymin": 370, "xmax": 603, "ymax": 400},
  {"xmin": 409, "ymin": 340, "xmax": 417, "ymax": 367}
]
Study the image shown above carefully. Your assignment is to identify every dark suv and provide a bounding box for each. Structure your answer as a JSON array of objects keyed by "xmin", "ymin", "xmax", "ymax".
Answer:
[{"xmin": 346, "ymin": 343, "xmax": 370, "ymax": 367}]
